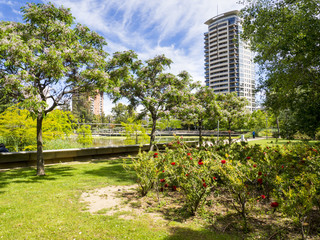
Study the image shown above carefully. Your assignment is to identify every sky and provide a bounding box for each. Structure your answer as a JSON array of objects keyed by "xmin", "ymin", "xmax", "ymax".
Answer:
[{"xmin": 0, "ymin": 0, "xmax": 244, "ymax": 114}]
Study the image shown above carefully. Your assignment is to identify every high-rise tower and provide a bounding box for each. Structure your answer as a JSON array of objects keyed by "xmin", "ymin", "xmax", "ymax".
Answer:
[{"xmin": 204, "ymin": 10, "xmax": 255, "ymax": 111}]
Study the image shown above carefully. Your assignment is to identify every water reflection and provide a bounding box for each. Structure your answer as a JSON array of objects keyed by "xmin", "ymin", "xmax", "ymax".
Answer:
[{"xmin": 92, "ymin": 137, "xmax": 198, "ymax": 147}]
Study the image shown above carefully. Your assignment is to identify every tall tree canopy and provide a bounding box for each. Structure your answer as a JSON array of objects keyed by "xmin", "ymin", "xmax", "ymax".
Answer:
[
  {"xmin": 240, "ymin": 0, "xmax": 320, "ymax": 137},
  {"xmin": 174, "ymin": 86, "xmax": 220, "ymax": 144},
  {"xmin": 108, "ymin": 51, "xmax": 193, "ymax": 150},
  {"xmin": 0, "ymin": 3, "xmax": 110, "ymax": 175},
  {"xmin": 217, "ymin": 93, "xmax": 249, "ymax": 145}
]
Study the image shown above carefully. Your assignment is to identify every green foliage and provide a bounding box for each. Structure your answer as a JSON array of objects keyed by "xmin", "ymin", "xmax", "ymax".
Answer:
[
  {"xmin": 121, "ymin": 117, "xmax": 149, "ymax": 145},
  {"xmin": 0, "ymin": 106, "xmax": 36, "ymax": 151},
  {"xmin": 108, "ymin": 51, "xmax": 194, "ymax": 150},
  {"xmin": 161, "ymin": 140, "xmax": 219, "ymax": 215},
  {"xmin": 124, "ymin": 151, "xmax": 161, "ymax": 196},
  {"xmin": 0, "ymin": 2, "xmax": 110, "ymax": 174},
  {"xmin": 241, "ymin": 0, "xmax": 320, "ymax": 138},
  {"xmin": 217, "ymin": 93, "xmax": 249, "ymax": 144},
  {"xmin": 0, "ymin": 106, "xmax": 76, "ymax": 151},
  {"xmin": 157, "ymin": 117, "xmax": 181, "ymax": 130},
  {"xmin": 76, "ymin": 124, "xmax": 93, "ymax": 146},
  {"xmin": 175, "ymin": 86, "xmax": 220, "ymax": 144},
  {"xmin": 126, "ymin": 137, "xmax": 320, "ymax": 236},
  {"xmin": 112, "ymin": 103, "xmax": 134, "ymax": 124}
]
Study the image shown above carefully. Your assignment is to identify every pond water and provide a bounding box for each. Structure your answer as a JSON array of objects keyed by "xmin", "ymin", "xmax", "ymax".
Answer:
[{"xmin": 92, "ymin": 136, "xmax": 198, "ymax": 147}]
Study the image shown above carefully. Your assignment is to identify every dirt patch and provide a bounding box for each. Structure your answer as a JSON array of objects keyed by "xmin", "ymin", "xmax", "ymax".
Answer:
[
  {"xmin": 80, "ymin": 185, "xmax": 182, "ymax": 221},
  {"xmin": 80, "ymin": 185, "xmax": 138, "ymax": 216},
  {"xmin": 80, "ymin": 186, "xmax": 320, "ymax": 239}
]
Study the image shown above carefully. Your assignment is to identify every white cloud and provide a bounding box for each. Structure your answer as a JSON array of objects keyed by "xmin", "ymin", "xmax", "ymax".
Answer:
[
  {"xmin": 49, "ymin": 0, "xmax": 242, "ymax": 74},
  {"xmin": 46, "ymin": 0, "xmax": 243, "ymax": 113}
]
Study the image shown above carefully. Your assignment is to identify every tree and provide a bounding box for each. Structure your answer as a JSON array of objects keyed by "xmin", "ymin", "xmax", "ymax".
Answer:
[
  {"xmin": 0, "ymin": 3, "xmax": 109, "ymax": 175},
  {"xmin": 157, "ymin": 117, "xmax": 182, "ymax": 131},
  {"xmin": 121, "ymin": 117, "xmax": 149, "ymax": 145},
  {"xmin": 0, "ymin": 106, "xmax": 76, "ymax": 151},
  {"xmin": 72, "ymin": 92, "xmax": 95, "ymax": 123},
  {"xmin": 240, "ymin": 0, "xmax": 320, "ymax": 138},
  {"xmin": 111, "ymin": 103, "xmax": 133, "ymax": 124},
  {"xmin": 174, "ymin": 86, "xmax": 220, "ymax": 144},
  {"xmin": 108, "ymin": 51, "xmax": 193, "ymax": 151},
  {"xmin": 217, "ymin": 93, "xmax": 249, "ymax": 145},
  {"xmin": 247, "ymin": 110, "xmax": 267, "ymax": 133}
]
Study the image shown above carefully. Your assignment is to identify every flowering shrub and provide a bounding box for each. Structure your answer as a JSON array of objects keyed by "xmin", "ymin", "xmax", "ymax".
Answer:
[
  {"xmin": 161, "ymin": 143, "xmax": 220, "ymax": 215},
  {"xmin": 123, "ymin": 150, "xmax": 163, "ymax": 196},
  {"xmin": 124, "ymin": 139, "xmax": 320, "ymax": 236}
]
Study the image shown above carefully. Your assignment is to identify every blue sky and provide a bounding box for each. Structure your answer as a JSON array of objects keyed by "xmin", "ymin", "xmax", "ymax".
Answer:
[{"xmin": 0, "ymin": 0, "xmax": 243, "ymax": 114}]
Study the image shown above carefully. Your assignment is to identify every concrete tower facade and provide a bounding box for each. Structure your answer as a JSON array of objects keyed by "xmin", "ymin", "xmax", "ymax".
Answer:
[{"xmin": 204, "ymin": 10, "xmax": 255, "ymax": 111}]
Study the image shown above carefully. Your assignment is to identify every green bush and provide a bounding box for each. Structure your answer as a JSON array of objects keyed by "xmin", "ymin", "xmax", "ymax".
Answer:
[{"xmin": 125, "ymin": 139, "xmax": 320, "ymax": 236}]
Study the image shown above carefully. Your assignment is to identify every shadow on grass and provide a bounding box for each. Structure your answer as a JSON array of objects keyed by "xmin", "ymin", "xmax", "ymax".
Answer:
[
  {"xmin": 164, "ymin": 226, "xmax": 240, "ymax": 240},
  {"xmin": 83, "ymin": 160, "xmax": 136, "ymax": 183},
  {"xmin": 0, "ymin": 165, "xmax": 75, "ymax": 192}
]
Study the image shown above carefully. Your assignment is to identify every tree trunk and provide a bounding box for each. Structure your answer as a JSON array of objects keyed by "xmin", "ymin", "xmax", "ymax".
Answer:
[
  {"xmin": 37, "ymin": 113, "xmax": 45, "ymax": 176},
  {"xmin": 276, "ymin": 117, "xmax": 280, "ymax": 138},
  {"xmin": 199, "ymin": 120, "xmax": 203, "ymax": 145},
  {"xmin": 228, "ymin": 120, "xmax": 232, "ymax": 145},
  {"xmin": 149, "ymin": 118, "xmax": 157, "ymax": 151}
]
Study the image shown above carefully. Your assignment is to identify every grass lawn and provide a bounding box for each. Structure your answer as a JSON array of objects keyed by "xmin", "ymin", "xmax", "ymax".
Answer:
[
  {"xmin": 248, "ymin": 138, "xmax": 320, "ymax": 147},
  {"xmin": 0, "ymin": 160, "xmax": 237, "ymax": 240}
]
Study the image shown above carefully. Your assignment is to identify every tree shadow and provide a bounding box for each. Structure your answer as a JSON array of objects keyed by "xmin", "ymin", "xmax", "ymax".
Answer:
[
  {"xmin": 163, "ymin": 226, "xmax": 240, "ymax": 240},
  {"xmin": 83, "ymin": 162, "xmax": 136, "ymax": 183},
  {"xmin": 0, "ymin": 165, "xmax": 75, "ymax": 193}
]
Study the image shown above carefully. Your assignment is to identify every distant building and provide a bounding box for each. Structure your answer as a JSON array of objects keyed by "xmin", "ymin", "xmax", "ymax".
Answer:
[
  {"xmin": 204, "ymin": 10, "xmax": 256, "ymax": 111},
  {"xmin": 72, "ymin": 90, "xmax": 104, "ymax": 117},
  {"xmin": 91, "ymin": 91, "xmax": 104, "ymax": 116}
]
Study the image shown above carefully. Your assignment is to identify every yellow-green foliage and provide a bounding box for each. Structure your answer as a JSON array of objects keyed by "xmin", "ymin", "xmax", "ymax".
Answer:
[
  {"xmin": 76, "ymin": 124, "xmax": 93, "ymax": 146},
  {"xmin": 0, "ymin": 106, "xmax": 77, "ymax": 151},
  {"xmin": 121, "ymin": 117, "xmax": 149, "ymax": 145}
]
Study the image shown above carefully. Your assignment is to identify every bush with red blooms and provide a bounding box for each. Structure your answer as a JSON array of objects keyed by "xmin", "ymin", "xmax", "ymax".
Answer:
[
  {"xmin": 161, "ymin": 140, "xmax": 220, "ymax": 215},
  {"xmin": 125, "ymin": 137, "xmax": 320, "ymax": 236}
]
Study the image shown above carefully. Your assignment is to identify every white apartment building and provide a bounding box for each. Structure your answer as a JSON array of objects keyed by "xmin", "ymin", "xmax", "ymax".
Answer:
[{"xmin": 204, "ymin": 10, "xmax": 255, "ymax": 111}]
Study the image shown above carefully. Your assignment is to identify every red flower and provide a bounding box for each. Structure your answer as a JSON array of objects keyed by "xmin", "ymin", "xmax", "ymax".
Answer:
[
  {"xmin": 177, "ymin": 141, "xmax": 180, "ymax": 144},
  {"xmin": 281, "ymin": 165, "xmax": 284, "ymax": 169},
  {"xmin": 203, "ymin": 183, "xmax": 207, "ymax": 188},
  {"xmin": 271, "ymin": 202, "xmax": 279, "ymax": 208},
  {"xmin": 213, "ymin": 177, "xmax": 217, "ymax": 180},
  {"xmin": 154, "ymin": 152, "xmax": 158, "ymax": 156},
  {"xmin": 164, "ymin": 183, "xmax": 168, "ymax": 188},
  {"xmin": 221, "ymin": 160, "xmax": 226, "ymax": 164},
  {"xmin": 171, "ymin": 162, "xmax": 176, "ymax": 166},
  {"xmin": 187, "ymin": 153, "xmax": 191, "ymax": 156},
  {"xmin": 257, "ymin": 178, "xmax": 263, "ymax": 184},
  {"xmin": 154, "ymin": 155, "xmax": 158, "ymax": 158},
  {"xmin": 160, "ymin": 179, "xmax": 165, "ymax": 183},
  {"xmin": 246, "ymin": 157, "xmax": 251, "ymax": 160},
  {"xmin": 253, "ymin": 164, "xmax": 257, "ymax": 168},
  {"xmin": 190, "ymin": 157, "xmax": 192, "ymax": 160},
  {"xmin": 261, "ymin": 195, "xmax": 266, "ymax": 199},
  {"xmin": 160, "ymin": 187, "xmax": 164, "ymax": 192},
  {"xmin": 172, "ymin": 186, "xmax": 177, "ymax": 191},
  {"xmin": 258, "ymin": 171, "xmax": 262, "ymax": 176},
  {"xmin": 186, "ymin": 174, "xmax": 189, "ymax": 176},
  {"xmin": 198, "ymin": 161, "xmax": 203, "ymax": 165},
  {"xmin": 162, "ymin": 170, "xmax": 165, "ymax": 173}
]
